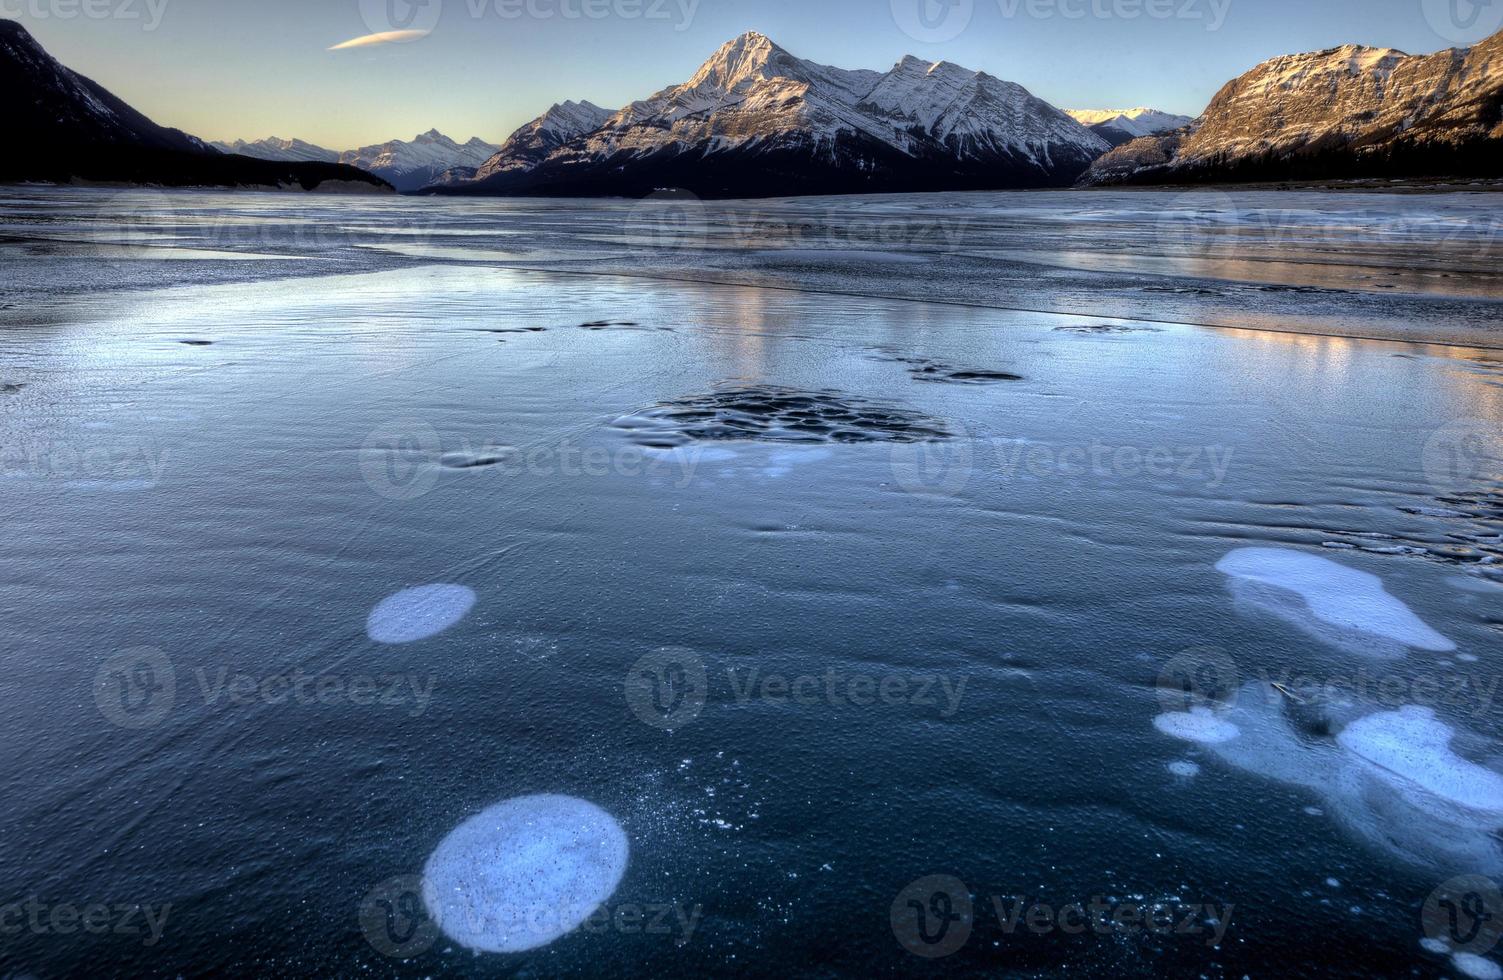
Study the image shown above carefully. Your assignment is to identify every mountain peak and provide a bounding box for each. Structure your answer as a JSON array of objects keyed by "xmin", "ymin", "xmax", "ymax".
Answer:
[{"xmin": 688, "ymin": 31, "xmax": 795, "ymax": 89}]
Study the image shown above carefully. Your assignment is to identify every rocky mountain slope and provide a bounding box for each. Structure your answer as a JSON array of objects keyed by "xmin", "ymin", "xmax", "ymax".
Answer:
[
  {"xmin": 433, "ymin": 32, "xmax": 1108, "ymax": 198},
  {"xmin": 1082, "ymin": 30, "xmax": 1503, "ymax": 185},
  {"xmin": 0, "ymin": 19, "xmax": 390, "ymax": 191}
]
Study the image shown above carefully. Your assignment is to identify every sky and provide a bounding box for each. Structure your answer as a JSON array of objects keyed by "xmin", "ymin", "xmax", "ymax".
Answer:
[{"xmin": 12, "ymin": 0, "xmax": 1492, "ymax": 150}]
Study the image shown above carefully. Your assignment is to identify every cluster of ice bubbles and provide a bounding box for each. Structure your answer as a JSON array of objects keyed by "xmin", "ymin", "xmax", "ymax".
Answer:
[
  {"xmin": 364, "ymin": 588, "xmax": 631, "ymax": 954},
  {"xmin": 1157, "ymin": 547, "xmax": 1503, "ymax": 976}
]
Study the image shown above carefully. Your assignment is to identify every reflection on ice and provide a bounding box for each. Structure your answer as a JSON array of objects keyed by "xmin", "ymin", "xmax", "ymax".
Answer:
[
  {"xmin": 1156, "ymin": 683, "xmax": 1503, "ymax": 874},
  {"xmin": 422, "ymin": 795, "xmax": 629, "ymax": 953},
  {"xmin": 1217, "ymin": 547, "xmax": 1455, "ymax": 655}
]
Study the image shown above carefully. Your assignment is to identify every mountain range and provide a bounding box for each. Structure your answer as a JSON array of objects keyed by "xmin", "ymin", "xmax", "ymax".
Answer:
[
  {"xmin": 210, "ymin": 132, "xmax": 499, "ymax": 190},
  {"xmin": 1, "ymin": 19, "xmax": 388, "ymax": 191},
  {"xmin": 1065, "ymin": 108, "xmax": 1195, "ymax": 147},
  {"xmin": 6, "ymin": 17, "xmax": 1502, "ymax": 197},
  {"xmin": 1083, "ymin": 31, "xmax": 1503, "ymax": 186},
  {"xmin": 432, "ymin": 32, "xmax": 1111, "ymax": 198}
]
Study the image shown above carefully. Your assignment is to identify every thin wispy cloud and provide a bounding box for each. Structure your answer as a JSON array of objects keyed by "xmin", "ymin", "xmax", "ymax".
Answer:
[{"xmin": 328, "ymin": 30, "xmax": 430, "ymax": 51}]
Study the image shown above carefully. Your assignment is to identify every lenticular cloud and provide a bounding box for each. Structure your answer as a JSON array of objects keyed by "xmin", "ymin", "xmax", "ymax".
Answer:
[
  {"xmin": 366, "ymin": 584, "xmax": 476, "ymax": 644},
  {"xmin": 1216, "ymin": 547, "xmax": 1455, "ymax": 654},
  {"xmin": 422, "ymin": 795, "xmax": 630, "ymax": 953}
]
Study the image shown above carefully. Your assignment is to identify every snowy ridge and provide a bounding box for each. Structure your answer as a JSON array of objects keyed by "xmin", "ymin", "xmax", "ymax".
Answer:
[
  {"xmin": 211, "ymin": 137, "xmax": 340, "ymax": 164},
  {"xmin": 474, "ymin": 101, "xmax": 614, "ymax": 179},
  {"xmin": 441, "ymin": 32, "xmax": 1109, "ymax": 197},
  {"xmin": 341, "ymin": 130, "xmax": 500, "ymax": 191},
  {"xmin": 1067, "ymin": 108, "xmax": 1194, "ymax": 140}
]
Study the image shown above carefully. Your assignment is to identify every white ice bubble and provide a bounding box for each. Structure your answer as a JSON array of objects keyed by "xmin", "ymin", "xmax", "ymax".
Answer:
[
  {"xmin": 366, "ymin": 584, "xmax": 477, "ymax": 644},
  {"xmin": 1153, "ymin": 708, "xmax": 1240, "ymax": 744},
  {"xmin": 1421, "ymin": 937, "xmax": 1450, "ymax": 954},
  {"xmin": 1217, "ymin": 547, "xmax": 1455, "ymax": 653},
  {"xmin": 1454, "ymin": 953, "xmax": 1503, "ymax": 980},
  {"xmin": 1337, "ymin": 706, "xmax": 1503, "ymax": 816},
  {"xmin": 1189, "ymin": 683, "xmax": 1503, "ymax": 874},
  {"xmin": 422, "ymin": 794, "xmax": 629, "ymax": 954},
  {"xmin": 1168, "ymin": 761, "xmax": 1201, "ymax": 778}
]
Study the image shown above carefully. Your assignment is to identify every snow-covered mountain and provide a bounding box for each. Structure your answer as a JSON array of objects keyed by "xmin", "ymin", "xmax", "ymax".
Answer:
[
  {"xmin": 209, "ymin": 137, "xmax": 340, "ymax": 164},
  {"xmin": 436, "ymin": 32, "xmax": 1108, "ymax": 198},
  {"xmin": 1066, "ymin": 108, "xmax": 1194, "ymax": 146},
  {"xmin": 339, "ymin": 130, "xmax": 500, "ymax": 191},
  {"xmin": 473, "ymin": 101, "xmax": 615, "ymax": 180},
  {"xmin": 1082, "ymin": 29, "xmax": 1503, "ymax": 185},
  {"xmin": 0, "ymin": 18, "xmax": 389, "ymax": 190}
]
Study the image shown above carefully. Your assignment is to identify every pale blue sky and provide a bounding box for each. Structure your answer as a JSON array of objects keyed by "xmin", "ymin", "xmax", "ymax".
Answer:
[{"xmin": 14, "ymin": 0, "xmax": 1483, "ymax": 149}]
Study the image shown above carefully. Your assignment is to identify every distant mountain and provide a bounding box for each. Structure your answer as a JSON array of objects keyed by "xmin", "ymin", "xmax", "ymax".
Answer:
[
  {"xmin": 339, "ymin": 130, "xmax": 500, "ymax": 191},
  {"xmin": 209, "ymin": 137, "xmax": 340, "ymax": 164},
  {"xmin": 0, "ymin": 19, "xmax": 390, "ymax": 191},
  {"xmin": 433, "ymin": 32, "xmax": 1108, "ymax": 198},
  {"xmin": 1082, "ymin": 30, "xmax": 1503, "ymax": 186},
  {"xmin": 1065, "ymin": 108, "xmax": 1194, "ymax": 147}
]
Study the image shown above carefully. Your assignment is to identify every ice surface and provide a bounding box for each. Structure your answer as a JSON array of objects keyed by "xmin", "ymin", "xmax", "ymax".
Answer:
[
  {"xmin": 4, "ymin": 189, "xmax": 1502, "ymax": 977},
  {"xmin": 1217, "ymin": 548, "xmax": 1455, "ymax": 653},
  {"xmin": 422, "ymin": 795, "xmax": 629, "ymax": 953},
  {"xmin": 366, "ymin": 584, "xmax": 477, "ymax": 644}
]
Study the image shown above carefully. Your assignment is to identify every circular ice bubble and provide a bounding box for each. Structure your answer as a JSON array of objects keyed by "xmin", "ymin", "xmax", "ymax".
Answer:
[
  {"xmin": 1454, "ymin": 953, "xmax": 1503, "ymax": 980},
  {"xmin": 422, "ymin": 794, "xmax": 629, "ymax": 954},
  {"xmin": 1154, "ymin": 708, "xmax": 1240, "ymax": 745},
  {"xmin": 366, "ymin": 584, "xmax": 476, "ymax": 644}
]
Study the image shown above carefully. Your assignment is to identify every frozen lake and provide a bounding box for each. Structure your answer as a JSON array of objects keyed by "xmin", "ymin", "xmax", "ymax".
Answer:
[{"xmin": 0, "ymin": 187, "xmax": 1500, "ymax": 977}]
